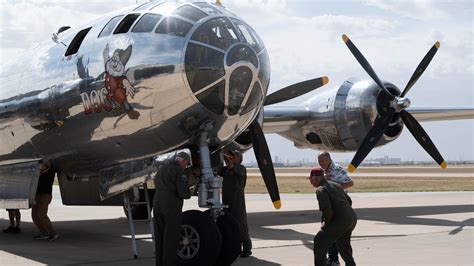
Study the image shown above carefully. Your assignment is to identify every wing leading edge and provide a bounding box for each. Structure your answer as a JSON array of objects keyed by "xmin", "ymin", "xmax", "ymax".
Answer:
[
  {"xmin": 405, "ymin": 107, "xmax": 474, "ymax": 122},
  {"xmin": 263, "ymin": 105, "xmax": 474, "ymax": 134}
]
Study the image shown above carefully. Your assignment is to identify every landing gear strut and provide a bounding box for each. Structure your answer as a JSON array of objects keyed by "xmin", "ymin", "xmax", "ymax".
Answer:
[
  {"xmin": 177, "ymin": 122, "xmax": 241, "ymax": 266},
  {"xmin": 196, "ymin": 121, "xmax": 225, "ymax": 215}
]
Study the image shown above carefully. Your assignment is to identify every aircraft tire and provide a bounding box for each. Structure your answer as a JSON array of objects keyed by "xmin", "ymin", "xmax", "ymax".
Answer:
[
  {"xmin": 212, "ymin": 210, "xmax": 242, "ymax": 266},
  {"xmin": 178, "ymin": 210, "xmax": 222, "ymax": 266}
]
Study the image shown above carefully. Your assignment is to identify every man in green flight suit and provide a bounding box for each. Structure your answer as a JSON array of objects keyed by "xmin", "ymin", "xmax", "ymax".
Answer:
[
  {"xmin": 221, "ymin": 150, "xmax": 252, "ymax": 258},
  {"xmin": 153, "ymin": 152, "xmax": 191, "ymax": 266},
  {"xmin": 309, "ymin": 167, "xmax": 357, "ymax": 266}
]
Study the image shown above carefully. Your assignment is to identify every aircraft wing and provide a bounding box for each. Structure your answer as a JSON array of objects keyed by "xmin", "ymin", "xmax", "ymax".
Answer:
[
  {"xmin": 262, "ymin": 105, "xmax": 309, "ymax": 134},
  {"xmin": 404, "ymin": 107, "xmax": 474, "ymax": 122},
  {"xmin": 262, "ymin": 105, "xmax": 474, "ymax": 134}
]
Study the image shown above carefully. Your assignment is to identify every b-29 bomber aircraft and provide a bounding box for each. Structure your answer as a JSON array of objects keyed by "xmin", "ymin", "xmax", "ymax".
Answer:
[{"xmin": 1, "ymin": 1, "xmax": 472, "ymax": 265}]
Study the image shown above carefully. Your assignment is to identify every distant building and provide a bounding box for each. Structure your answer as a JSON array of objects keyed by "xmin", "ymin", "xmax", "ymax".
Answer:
[{"xmin": 366, "ymin": 156, "xmax": 402, "ymax": 165}]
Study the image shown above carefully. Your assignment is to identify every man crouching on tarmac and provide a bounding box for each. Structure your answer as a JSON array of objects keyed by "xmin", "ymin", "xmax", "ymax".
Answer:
[{"xmin": 308, "ymin": 168, "xmax": 357, "ymax": 266}]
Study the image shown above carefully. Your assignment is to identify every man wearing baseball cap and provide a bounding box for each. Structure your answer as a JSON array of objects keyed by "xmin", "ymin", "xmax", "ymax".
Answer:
[
  {"xmin": 221, "ymin": 150, "xmax": 252, "ymax": 258},
  {"xmin": 317, "ymin": 151, "xmax": 354, "ymax": 265},
  {"xmin": 308, "ymin": 167, "xmax": 357, "ymax": 266},
  {"xmin": 153, "ymin": 151, "xmax": 191, "ymax": 266}
]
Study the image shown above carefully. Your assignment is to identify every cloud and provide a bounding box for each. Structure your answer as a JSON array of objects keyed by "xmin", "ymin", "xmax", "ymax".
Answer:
[
  {"xmin": 366, "ymin": 0, "xmax": 472, "ymax": 21},
  {"xmin": 226, "ymin": 0, "xmax": 472, "ymax": 91},
  {"xmin": 0, "ymin": 1, "xmax": 134, "ymax": 54}
]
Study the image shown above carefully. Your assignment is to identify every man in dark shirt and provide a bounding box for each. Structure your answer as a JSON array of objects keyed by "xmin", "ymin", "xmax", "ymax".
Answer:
[
  {"xmin": 153, "ymin": 152, "xmax": 191, "ymax": 266},
  {"xmin": 309, "ymin": 168, "xmax": 357, "ymax": 266},
  {"xmin": 32, "ymin": 161, "xmax": 58, "ymax": 241},
  {"xmin": 221, "ymin": 150, "xmax": 252, "ymax": 258}
]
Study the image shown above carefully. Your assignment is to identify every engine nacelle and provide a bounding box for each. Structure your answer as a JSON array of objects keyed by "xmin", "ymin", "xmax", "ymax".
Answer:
[{"xmin": 297, "ymin": 78, "xmax": 403, "ymax": 152}]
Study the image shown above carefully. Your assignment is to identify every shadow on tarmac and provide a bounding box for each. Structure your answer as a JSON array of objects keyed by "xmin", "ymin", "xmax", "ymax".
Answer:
[
  {"xmin": 245, "ymin": 204, "xmax": 473, "ymax": 253},
  {"xmin": 248, "ymin": 204, "xmax": 474, "ymax": 229},
  {"xmin": 0, "ymin": 204, "xmax": 472, "ymax": 265}
]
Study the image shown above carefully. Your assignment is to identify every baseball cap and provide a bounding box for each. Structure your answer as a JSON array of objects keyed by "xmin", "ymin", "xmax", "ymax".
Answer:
[
  {"xmin": 310, "ymin": 167, "xmax": 324, "ymax": 177},
  {"xmin": 227, "ymin": 150, "xmax": 242, "ymax": 158}
]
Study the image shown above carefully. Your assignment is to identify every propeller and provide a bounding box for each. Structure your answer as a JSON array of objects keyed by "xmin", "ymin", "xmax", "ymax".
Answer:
[
  {"xmin": 341, "ymin": 34, "xmax": 446, "ymax": 172},
  {"xmin": 246, "ymin": 75, "xmax": 329, "ymax": 209},
  {"xmin": 249, "ymin": 120, "xmax": 281, "ymax": 209},
  {"xmin": 264, "ymin": 76, "xmax": 329, "ymax": 106}
]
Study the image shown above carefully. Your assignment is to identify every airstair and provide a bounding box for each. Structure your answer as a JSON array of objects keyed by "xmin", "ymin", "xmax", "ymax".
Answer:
[{"xmin": 123, "ymin": 182, "xmax": 154, "ymax": 259}]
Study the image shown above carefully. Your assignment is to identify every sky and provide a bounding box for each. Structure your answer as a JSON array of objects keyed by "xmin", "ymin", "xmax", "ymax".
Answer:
[{"xmin": 0, "ymin": 0, "xmax": 473, "ymax": 165}]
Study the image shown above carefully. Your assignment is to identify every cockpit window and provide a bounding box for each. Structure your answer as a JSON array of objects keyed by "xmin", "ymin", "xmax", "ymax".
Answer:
[
  {"xmin": 228, "ymin": 66, "xmax": 252, "ymax": 115},
  {"xmin": 114, "ymin": 14, "xmax": 140, "ymax": 34},
  {"xmin": 196, "ymin": 80, "xmax": 225, "ymax": 114},
  {"xmin": 155, "ymin": 17, "xmax": 193, "ymax": 37},
  {"xmin": 98, "ymin": 15, "xmax": 123, "ymax": 38},
  {"xmin": 191, "ymin": 17, "xmax": 239, "ymax": 51},
  {"xmin": 65, "ymin": 27, "xmax": 92, "ymax": 56},
  {"xmin": 232, "ymin": 19, "xmax": 264, "ymax": 52},
  {"xmin": 194, "ymin": 2, "xmax": 222, "ymax": 15},
  {"xmin": 185, "ymin": 43, "xmax": 225, "ymax": 93},
  {"xmin": 132, "ymin": 13, "xmax": 162, "ymax": 33},
  {"xmin": 174, "ymin": 5, "xmax": 208, "ymax": 22}
]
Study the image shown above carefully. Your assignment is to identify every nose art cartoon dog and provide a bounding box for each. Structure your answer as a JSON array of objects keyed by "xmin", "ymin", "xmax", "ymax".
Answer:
[{"xmin": 103, "ymin": 44, "xmax": 140, "ymax": 119}]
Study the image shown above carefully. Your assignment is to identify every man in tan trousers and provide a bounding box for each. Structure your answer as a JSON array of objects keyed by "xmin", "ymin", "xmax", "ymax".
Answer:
[{"xmin": 32, "ymin": 162, "xmax": 59, "ymax": 241}]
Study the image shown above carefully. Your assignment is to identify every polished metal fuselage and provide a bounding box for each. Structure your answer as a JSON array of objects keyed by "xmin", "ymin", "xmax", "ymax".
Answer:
[{"xmin": 0, "ymin": 2, "xmax": 269, "ymax": 175}]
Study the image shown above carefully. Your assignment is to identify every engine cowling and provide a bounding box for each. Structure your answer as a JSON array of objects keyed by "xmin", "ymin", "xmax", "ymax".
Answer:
[{"xmin": 299, "ymin": 78, "xmax": 404, "ymax": 151}]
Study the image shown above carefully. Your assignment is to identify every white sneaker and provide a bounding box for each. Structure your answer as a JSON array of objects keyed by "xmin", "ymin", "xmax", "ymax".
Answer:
[
  {"xmin": 33, "ymin": 234, "xmax": 50, "ymax": 240},
  {"xmin": 48, "ymin": 233, "xmax": 59, "ymax": 241}
]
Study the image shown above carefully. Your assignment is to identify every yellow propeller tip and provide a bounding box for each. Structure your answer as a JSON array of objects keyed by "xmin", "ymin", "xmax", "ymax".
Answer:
[
  {"xmin": 322, "ymin": 76, "xmax": 329, "ymax": 85},
  {"xmin": 435, "ymin": 41, "xmax": 440, "ymax": 49},
  {"xmin": 348, "ymin": 164, "xmax": 356, "ymax": 173},
  {"xmin": 440, "ymin": 161, "xmax": 447, "ymax": 169},
  {"xmin": 342, "ymin": 34, "xmax": 349, "ymax": 43},
  {"xmin": 273, "ymin": 200, "xmax": 281, "ymax": 209}
]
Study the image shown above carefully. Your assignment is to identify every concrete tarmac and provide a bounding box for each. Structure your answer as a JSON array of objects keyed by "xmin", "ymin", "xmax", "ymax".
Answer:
[{"xmin": 1, "ymin": 189, "xmax": 473, "ymax": 265}]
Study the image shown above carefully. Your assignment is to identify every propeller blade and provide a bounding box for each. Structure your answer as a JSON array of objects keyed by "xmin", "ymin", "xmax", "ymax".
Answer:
[
  {"xmin": 342, "ymin": 34, "xmax": 395, "ymax": 100},
  {"xmin": 401, "ymin": 41, "xmax": 440, "ymax": 97},
  {"xmin": 249, "ymin": 120, "xmax": 281, "ymax": 209},
  {"xmin": 348, "ymin": 110, "xmax": 395, "ymax": 173},
  {"xmin": 400, "ymin": 110, "xmax": 446, "ymax": 168},
  {"xmin": 264, "ymin": 76, "xmax": 329, "ymax": 106}
]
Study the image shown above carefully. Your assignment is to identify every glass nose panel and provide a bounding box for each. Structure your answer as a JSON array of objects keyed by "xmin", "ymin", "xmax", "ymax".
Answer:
[
  {"xmin": 185, "ymin": 43, "xmax": 225, "ymax": 93},
  {"xmin": 196, "ymin": 80, "xmax": 225, "ymax": 114},
  {"xmin": 191, "ymin": 17, "xmax": 239, "ymax": 51},
  {"xmin": 242, "ymin": 82, "xmax": 262, "ymax": 115},
  {"xmin": 226, "ymin": 44, "xmax": 258, "ymax": 68},
  {"xmin": 228, "ymin": 66, "xmax": 252, "ymax": 115},
  {"xmin": 232, "ymin": 19, "xmax": 264, "ymax": 52},
  {"xmin": 258, "ymin": 51, "xmax": 270, "ymax": 92}
]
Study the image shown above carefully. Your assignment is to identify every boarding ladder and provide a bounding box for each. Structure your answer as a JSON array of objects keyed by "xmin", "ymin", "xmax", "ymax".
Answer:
[{"xmin": 123, "ymin": 182, "xmax": 154, "ymax": 259}]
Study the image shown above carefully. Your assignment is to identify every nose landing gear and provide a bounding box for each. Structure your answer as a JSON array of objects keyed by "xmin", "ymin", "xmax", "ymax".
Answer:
[{"xmin": 177, "ymin": 122, "xmax": 242, "ymax": 266}]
